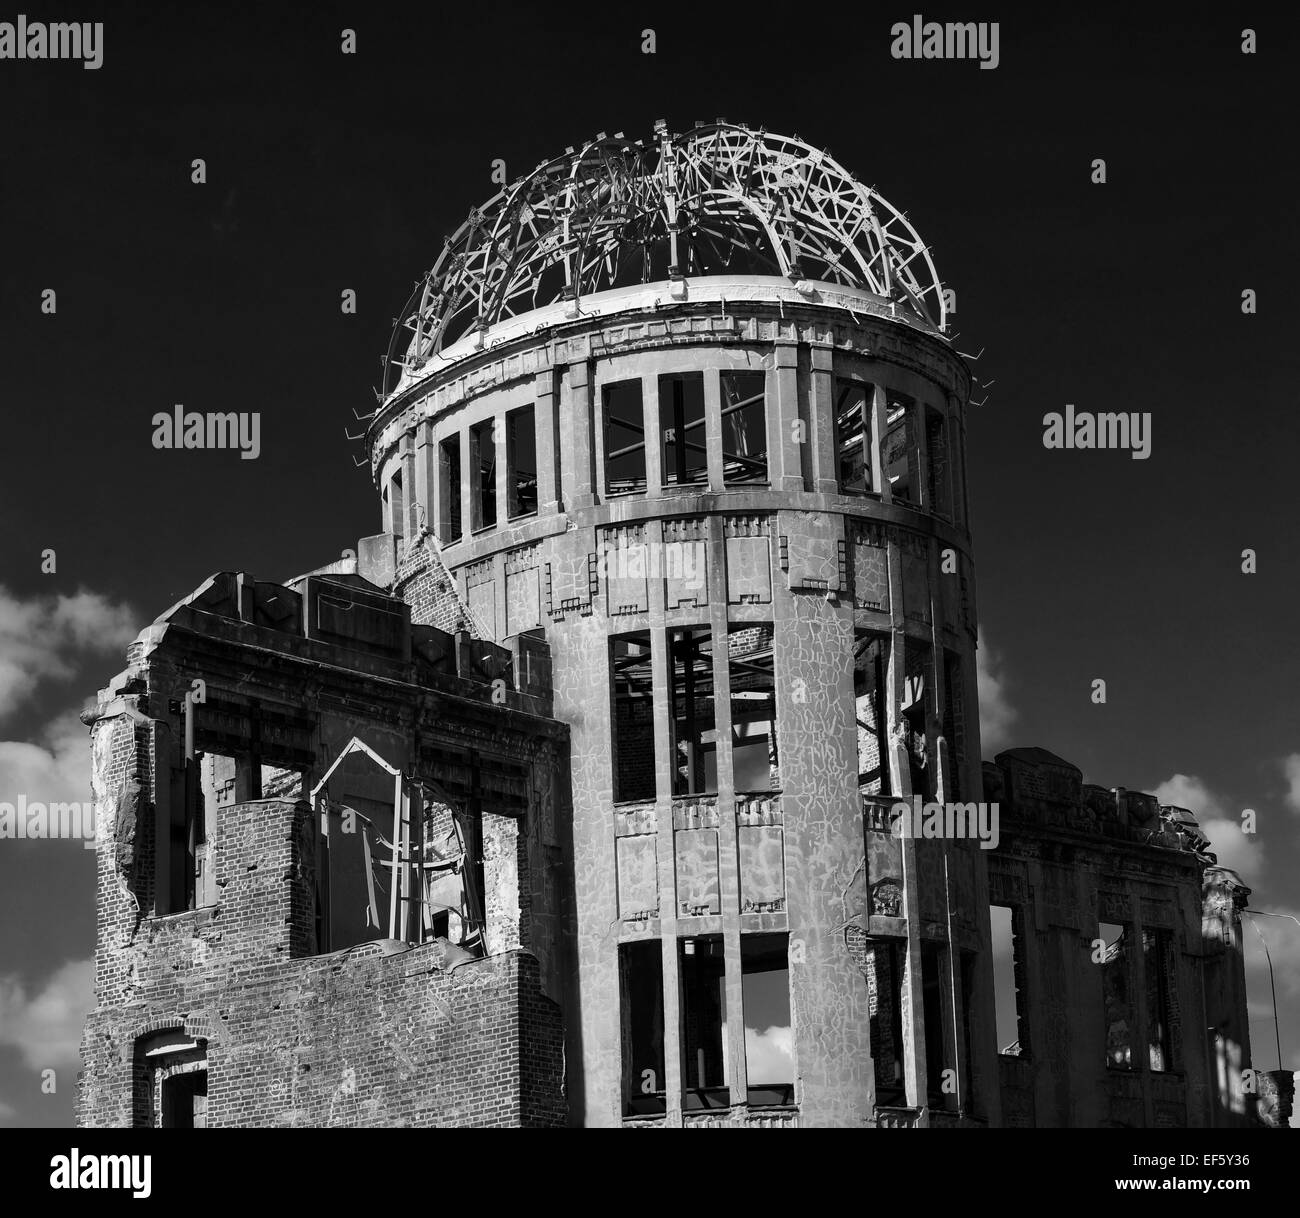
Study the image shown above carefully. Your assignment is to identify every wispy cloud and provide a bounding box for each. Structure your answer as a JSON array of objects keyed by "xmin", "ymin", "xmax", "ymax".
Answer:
[
  {"xmin": 0, "ymin": 709, "xmax": 93, "ymax": 812},
  {"xmin": 1150, "ymin": 773, "xmax": 1260, "ymax": 882},
  {"xmin": 976, "ymin": 631, "xmax": 1017, "ymax": 755},
  {"xmin": 744, "ymin": 1024, "xmax": 793, "ymax": 1087},
  {"xmin": 0, "ymin": 586, "xmax": 137, "ymax": 720},
  {"xmin": 0, "ymin": 957, "xmax": 92, "ymax": 1071},
  {"xmin": 1281, "ymin": 754, "xmax": 1300, "ymax": 815}
]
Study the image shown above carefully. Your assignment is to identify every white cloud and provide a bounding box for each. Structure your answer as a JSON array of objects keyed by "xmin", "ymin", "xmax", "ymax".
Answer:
[
  {"xmin": 744, "ymin": 1024, "xmax": 793, "ymax": 1087},
  {"xmin": 0, "ymin": 586, "xmax": 137, "ymax": 720},
  {"xmin": 0, "ymin": 958, "xmax": 93, "ymax": 1071},
  {"xmin": 1151, "ymin": 774, "xmax": 1227, "ymax": 820},
  {"xmin": 1281, "ymin": 754, "xmax": 1300, "ymax": 814},
  {"xmin": 0, "ymin": 709, "xmax": 93, "ymax": 812},
  {"xmin": 1150, "ymin": 774, "xmax": 1260, "ymax": 882},
  {"xmin": 976, "ymin": 632, "xmax": 1017, "ymax": 754}
]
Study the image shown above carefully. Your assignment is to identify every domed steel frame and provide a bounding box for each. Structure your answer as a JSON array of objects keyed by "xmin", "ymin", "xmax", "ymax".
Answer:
[{"xmin": 385, "ymin": 121, "xmax": 949, "ymax": 394}]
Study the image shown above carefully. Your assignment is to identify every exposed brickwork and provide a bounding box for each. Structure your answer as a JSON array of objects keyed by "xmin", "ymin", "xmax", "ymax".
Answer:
[
  {"xmin": 81, "ymin": 938, "xmax": 560, "ymax": 1127},
  {"xmin": 78, "ymin": 569, "xmax": 569, "ymax": 1128},
  {"xmin": 394, "ymin": 531, "xmax": 481, "ymax": 636}
]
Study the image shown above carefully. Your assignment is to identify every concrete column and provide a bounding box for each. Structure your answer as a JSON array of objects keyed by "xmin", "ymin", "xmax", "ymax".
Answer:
[
  {"xmin": 705, "ymin": 370, "xmax": 725, "ymax": 491},
  {"xmin": 771, "ymin": 343, "xmax": 802, "ymax": 492},
  {"xmin": 562, "ymin": 362, "xmax": 596, "ymax": 509},
  {"xmin": 887, "ymin": 537, "xmax": 928, "ymax": 1113},
  {"xmin": 643, "ymin": 372, "xmax": 663, "ymax": 497},
  {"xmin": 707, "ymin": 517, "xmax": 746, "ymax": 1105},
  {"xmin": 651, "ymin": 622, "xmax": 682, "ymax": 1124},
  {"xmin": 808, "ymin": 345, "xmax": 837, "ymax": 494},
  {"xmin": 534, "ymin": 369, "xmax": 559, "ymax": 515},
  {"xmin": 401, "ymin": 438, "xmax": 418, "ymax": 539},
  {"xmin": 493, "ymin": 552, "xmax": 507, "ymax": 645},
  {"xmin": 414, "ymin": 420, "xmax": 434, "ymax": 537},
  {"xmin": 459, "ymin": 427, "xmax": 474, "ymax": 539},
  {"xmin": 494, "ymin": 410, "xmax": 509, "ymax": 524},
  {"xmin": 913, "ymin": 399, "xmax": 930, "ymax": 514},
  {"xmin": 872, "ymin": 385, "xmax": 889, "ymax": 503}
]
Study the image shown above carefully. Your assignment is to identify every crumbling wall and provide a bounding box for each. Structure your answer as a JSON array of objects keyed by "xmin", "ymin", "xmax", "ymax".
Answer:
[
  {"xmin": 393, "ymin": 531, "xmax": 481, "ymax": 636},
  {"xmin": 986, "ymin": 749, "xmax": 1256, "ymax": 1128},
  {"xmin": 79, "ymin": 942, "xmax": 561, "ymax": 1127},
  {"xmin": 78, "ymin": 568, "xmax": 571, "ymax": 1128}
]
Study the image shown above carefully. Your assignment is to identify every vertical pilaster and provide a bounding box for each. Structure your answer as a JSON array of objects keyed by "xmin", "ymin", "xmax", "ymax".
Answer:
[
  {"xmin": 651, "ymin": 620, "xmax": 682, "ymax": 1124},
  {"xmin": 705, "ymin": 371, "xmax": 725, "ymax": 491},
  {"xmin": 414, "ymin": 420, "xmax": 434, "ymax": 537},
  {"xmin": 772, "ymin": 342, "xmax": 802, "ymax": 492},
  {"xmin": 535, "ymin": 368, "xmax": 559, "ymax": 515},
  {"xmin": 494, "ymin": 409, "xmax": 509, "ymax": 524},
  {"xmin": 808, "ymin": 345, "xmax": 837, "ymax": 494},
  {"xmin": 643, "ymin": 372, "xmax": 663, "ymax": 497},
  {"xmin": 459, "ymin": 426, "xmax": 474, "ymax": 539},
  {"xmin": 563, "ymin": 362, "xmax": 596, "ymax": 509},
  {"xmin": 707, "ymin": 516, "xmax": 745, "ymax": 1106},
  {"xmin": 401, "ymin": 436, "xmax": 418, "ymax": 538}
]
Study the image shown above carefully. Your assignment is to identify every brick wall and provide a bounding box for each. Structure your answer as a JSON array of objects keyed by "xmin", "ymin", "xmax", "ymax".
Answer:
[
  {"xmin": 79, "ymin": 943, "xmax": 564, "ymax": 1127},
  {"xmin": 79, "ymin": 787, "xmax": 565, "ymax": 1127},
  {"xmin": 394, "ymin": 532, "xmax": 480, "ymax": 636}
]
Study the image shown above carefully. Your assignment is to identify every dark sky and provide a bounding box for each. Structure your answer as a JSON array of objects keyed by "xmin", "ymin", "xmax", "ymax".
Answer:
[{"xmin": 0, "ymin": 1, "xmax": 1295, "ymax": 1126}]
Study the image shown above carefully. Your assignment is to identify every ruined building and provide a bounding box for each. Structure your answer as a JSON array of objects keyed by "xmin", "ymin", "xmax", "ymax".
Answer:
[{"xmin": 77, "ymin": 123, "xmax": 1261, "ymax": 1128}]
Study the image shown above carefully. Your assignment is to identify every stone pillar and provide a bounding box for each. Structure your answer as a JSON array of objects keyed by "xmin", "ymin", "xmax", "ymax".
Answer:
[
  {"xmin": 771, "ymin": 342, "xmax": 802, "ymax": 492},
  {"xmin": 535, "ymin": 368, "xmax": 559, "ymax": 515},
  {"xmin": 561, "ymin": 361, "xmax": 596, "ymax": 509},
  {"xmin": 808, "ymin": 345, "xmax": 837, "ymax": 494},
  {"xmin": 414, "ymin": 420, "xmax": 435, "ymax": 536}
]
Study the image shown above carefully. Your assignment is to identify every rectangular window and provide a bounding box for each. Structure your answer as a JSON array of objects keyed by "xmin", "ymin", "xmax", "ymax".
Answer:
[
  {"xmin": 921, "ymin": 940, "xmax": 947, "ymax": 1104},
  {"xmin": 835, "ymin": 379, "xmax": 874, "ymax": 494},
  {"xmin": 883, "ymin": 395, "xmax": 916, "ymax": 505},
  {"xmin": 389, "ymin": 470, "xmax": 406, "ymax": 538},
  {"xmin": 1143, "ymin": 928, "xmax": 1178, "ymax": 1072},
  {"xmin": 868, "ymin": 939, "xmax": 906, "ymax": 1106},
  {"xmin": 991, "ymin": 905, "xmax": 1030, "ymax": 1056},
  {"xmin": 659, "ymin": 372, "xmax": 708, "ymax": 487},
  {"xmin": 742, "ymin": 934, "xmax": 793, "ymax": 1106},
  {"xmin": 669, "ymin": 626, "xmax": 716, "ymax": 796},
  {"xmin": 903, "ymin": 641, "xmax": 935, "ymax": 799},
  {"xmin": 506, "ymin": 405, "xmax": 537, "ymax": 518},
  {"xmin": 158, "ymin": 746, "xmax": 203, "ymax": 915},
  {"xmin": 1099, "ymin": 920, "xmax": 1133, "ymax": 1069},
  {"xmin": 611, "ymin": 632, "xmax": 655, "ymax": 803},
  {"xmin": 721, "ymin": 371, "xmax": 767, "ymax": 485},
  {"xmin": 161, "ymin": 1069, "xmax": 207, "ymax": 1129},
  {"xmin": 603, "ymin": 379, "xmax": 647, "ymax": 494},
  {"xmin": 728, "ymin": 623, "xmax": 778, "ymax": 793},
  {"xmin": 854, "ymin": 630, "xmax": 891, "ymax": 796},
  {"xmin": 620, "ymin": 940, "xmax": 666, "ymax": 1116},
  {"xmin": 470, "ymin": 419, "xmax": 497, "ymax": 529},
  {"xmin": 680, "ymin": 936, "xmax": 728, "ymax": 1109},
  {"xmin": 439, "ymin": 436, "xmax": 462, "ymax": 542},
  {"xmin": 926, "ymin": 406, "xmax": 952, "ymax": 517}
]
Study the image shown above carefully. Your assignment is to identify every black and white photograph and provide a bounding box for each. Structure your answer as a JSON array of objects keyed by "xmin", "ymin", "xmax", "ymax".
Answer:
[{"xmin": 0, "ymin": 0, "xmax": 1293, "ymax": 1192}]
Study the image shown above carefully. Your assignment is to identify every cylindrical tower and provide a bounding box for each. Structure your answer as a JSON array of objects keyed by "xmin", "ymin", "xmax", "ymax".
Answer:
[{"xmin": 368, "ymin": 122, "xmax": 996, "ymax": 1128}]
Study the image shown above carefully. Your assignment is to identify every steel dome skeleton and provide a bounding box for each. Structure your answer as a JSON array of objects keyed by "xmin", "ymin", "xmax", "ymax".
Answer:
[{"xmin": 387, "ymin": 122, "xmax": 948, "ymax": 393}]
